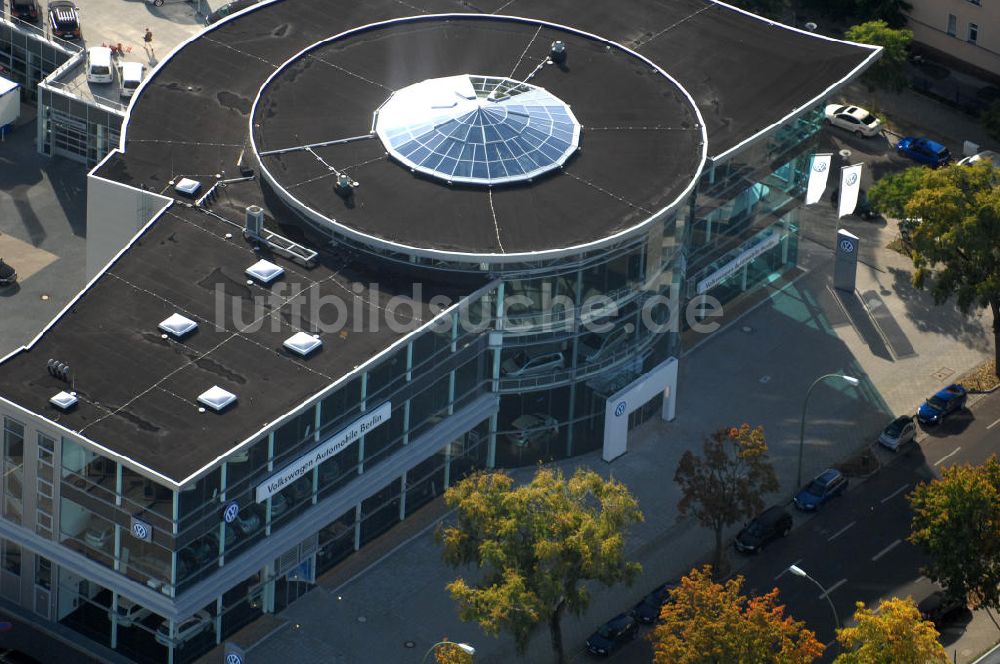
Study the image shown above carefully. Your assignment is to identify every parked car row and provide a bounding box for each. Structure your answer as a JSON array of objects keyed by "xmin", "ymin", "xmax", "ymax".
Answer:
[
  {"xmin": 585, "ymin": 582, "xmax": 678, "ymax": 656},
  {"xmin": 875, "ymin": 383, "xmax": 967, "ymax": 453}
]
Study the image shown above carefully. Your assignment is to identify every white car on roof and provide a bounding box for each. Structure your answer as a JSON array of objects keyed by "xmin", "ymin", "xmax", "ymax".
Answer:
[{"xmin": 824, "ymin": 104, "xmax": 882, "ymax": 137}]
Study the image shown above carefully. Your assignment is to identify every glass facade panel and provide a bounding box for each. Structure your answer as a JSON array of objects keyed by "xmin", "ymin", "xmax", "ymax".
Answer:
[{"xmin": 3, "ymin": 418, "xmax": 24, "ymax": 525}]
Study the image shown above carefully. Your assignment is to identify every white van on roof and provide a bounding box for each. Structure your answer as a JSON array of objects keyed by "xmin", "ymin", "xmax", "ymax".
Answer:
[
  {"xmin": 86, "ymin": 46, "xmax": 113, "ymax": 84},
  {"xmin": 119, "ymin": 62, "xmax": 145, "ymax": 99}
]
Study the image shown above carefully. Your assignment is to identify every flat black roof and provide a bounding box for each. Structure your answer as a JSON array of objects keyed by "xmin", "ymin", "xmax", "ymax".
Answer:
[
  {"xmin": 252, "ymin": 16, "xmax": 703, "ymax": 256},
  {"xmin": 33, "ymin": 0, "xmax": 877, "ymax": 481},
  {"xmin": 100, "ymin": 0, "xmax": 876, "ymax": 192},
  {"xmin": 0, "ymin": 202, "xmax": 484, "ymax": 484}
]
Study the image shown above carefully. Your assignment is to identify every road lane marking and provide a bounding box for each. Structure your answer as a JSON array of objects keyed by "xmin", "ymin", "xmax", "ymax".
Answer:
[
  {"xmin": 934, "ymin": 448, "xmax": 961, "ymax": 466},
  {"xmin": 818, "ymin": 578, "xmax": 847, "ymax": 599},
  {"xmin": 828, "ymin": 521, "xmax": 856, "ymax": 542},
  {"xmin": 774, "ymin": 559, "xmax": 802, "ymax": 581},
  {"xmin": 871, "ymin": 538, "xmax": 903, "ymax": 562},
  {"xmin": 988, "ymin": 417, "xmax": 1000, "ymax": 430},
  {"xmin": 880, "ymin": 483, "xmax": 910, "ymax": 503}
]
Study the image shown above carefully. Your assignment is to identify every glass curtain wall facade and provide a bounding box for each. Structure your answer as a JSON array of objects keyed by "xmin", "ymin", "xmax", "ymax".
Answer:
[
  {"xmin": 686, "ymin": 105, "xmax": 824, "ymax": 313},
  {"xmin": 0, "ymin": 297, "xmax": 497, "ymax": 663},
  {"xmin": 0, "ymin": 20, "xmax": 75, "ymax": 101}
]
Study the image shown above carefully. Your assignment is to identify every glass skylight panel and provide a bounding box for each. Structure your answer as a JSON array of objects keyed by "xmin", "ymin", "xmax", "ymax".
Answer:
[
  {"xmin": 283, "ymin": 332, "xmax": 322, "ymax": 357},
  {"xmin": 50, "ymin": 391, "xmax": 78, "ymax": 411},
  {"xmin": 158, "ymin": 313, "xmax": 198, "ymax": 338},
  {"xmin": 245, "ymin": 259, "xmax": 284, "ymax": 284},
  {"xmin": 375, "ymin": 74, "xmax": 581, "ymax": 186},
  {"xmin": 198, "ymin": 386, "xmax": 237, "ymax": 412}
]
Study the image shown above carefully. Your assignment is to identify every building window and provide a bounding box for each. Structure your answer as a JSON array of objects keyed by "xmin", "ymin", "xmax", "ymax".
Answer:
[
  {"xmin": 2, "ymin": 419, "xmax": 24, "ymax": 526},
  {"xmin": 968, "ymin": 23, "xmax": 979, "ymax": 44},
  {"xmin": 2, "ymin": 540, "xmax": 20, "ymax": 576},
  {"xmin": 34, "ymin": 556, "xmax": 51, "ymax": 590},
  {"xmin": 947, "ymin": 14, "xmax": 957, "ymax": 36}
]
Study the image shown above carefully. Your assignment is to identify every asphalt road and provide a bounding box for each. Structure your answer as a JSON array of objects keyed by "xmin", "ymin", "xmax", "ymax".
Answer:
[{"xmin": 592, "ymin": 388, "xmax": 1000, "ymax": 663}]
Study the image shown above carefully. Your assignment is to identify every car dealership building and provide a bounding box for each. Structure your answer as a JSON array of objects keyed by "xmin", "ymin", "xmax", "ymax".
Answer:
[{"xmin": 0, "ymin": 1, "xmax": 877, "ymax": 661}]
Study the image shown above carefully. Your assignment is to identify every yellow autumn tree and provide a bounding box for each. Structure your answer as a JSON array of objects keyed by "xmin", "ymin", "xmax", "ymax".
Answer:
[
  {"xmin": 650, "ymin": 565, "xmax": 823, "ymax": 663},
  {"xmin": 834, "ymin": 598, "xmax": 948, "ymax": 664},
  {"xmin": 433, "ymin": 639, "xmax": 474, "ymax": 664}
]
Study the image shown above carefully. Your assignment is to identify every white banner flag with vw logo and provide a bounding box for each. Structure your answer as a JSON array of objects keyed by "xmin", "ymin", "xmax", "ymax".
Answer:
[
  {"xmin": 805, "ymin": 153, "xmax": 832, "ymax": 205},
  {"xmin": 838, "ymin": 163, "xmax": 864, "ymax": 218}
]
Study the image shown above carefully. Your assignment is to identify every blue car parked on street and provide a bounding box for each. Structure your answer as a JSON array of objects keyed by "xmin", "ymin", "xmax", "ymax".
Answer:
[
  {"xmin": 794, "ymin": 469, "xmax": 848, "ymax": 511},
  {"xmin": 917, "ymin": 384, "xmax": 967, "ymax": 425},
  {"xmin": 896, "ymin": 137, "xmax": 952, "ymax": 167}
]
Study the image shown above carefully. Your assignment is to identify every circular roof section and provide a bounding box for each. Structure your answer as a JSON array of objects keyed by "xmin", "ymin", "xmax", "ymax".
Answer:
[
  {"xmin": 251, "ymin": 15, "xmax": 706, "ymax": 261},
  {"xmin": 375, "ymin": 74, "xmax": 581, "ymax": 186}
]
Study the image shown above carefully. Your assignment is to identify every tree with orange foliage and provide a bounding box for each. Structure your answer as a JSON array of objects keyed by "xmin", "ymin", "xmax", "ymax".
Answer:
[
  {"xmin": 650, "ymin": 565, "xmax": 824, "ymax": 664},
  {"xmin": 674, "ymin": 424, "xmax": 780, "ymax": 575}
]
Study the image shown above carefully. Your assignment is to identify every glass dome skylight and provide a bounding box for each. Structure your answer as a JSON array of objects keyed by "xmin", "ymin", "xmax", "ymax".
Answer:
[{"xmin": 375, "ymin": 74, "xmax": 581, "ymax": 186}]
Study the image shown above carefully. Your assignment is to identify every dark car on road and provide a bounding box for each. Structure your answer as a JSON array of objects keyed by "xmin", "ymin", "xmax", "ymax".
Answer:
[
  {"xmin": 793, "ymin": 469, "xmax": 848, "ymax": 511},
  {"xmin": 735, "ymin": 506, "xmax": 793, "ymax": 553},
  {"xmin": 206, "ymin": 0, "xmax": 257, "ymax": 24},
  {"xmin": 586, "ymin": 613, "xmax": 638, "ymax": 656},
  {"xmin": 0, "ymin": 259, "xmax": 16, "ymax": 288},
  {"xmin": 918, "ymin": 591, "xmax": 965, "ymax": 626},
  {"xmin": 917, "ymin": 384, "xmax": 967, "ymax": 425},
  {"xmin": 631, "ymin": 583, "xmax": 676, "ymax": 624},
  {"xmin": 896, "ymin": 137, "xmax": 951, "ymax": 167},
  {"xmin": 11, "ymin": 0, "xmax": 41, "ymax": 23},
  {"xmin": 48, "ymin": 1, "xmax": 80, "ymax": 40}
]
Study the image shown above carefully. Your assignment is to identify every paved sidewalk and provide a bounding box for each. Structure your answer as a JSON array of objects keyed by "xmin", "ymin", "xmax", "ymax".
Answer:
[{"xmin": 247, "ymin": 214, "xmax": 993, "ymax": 664}]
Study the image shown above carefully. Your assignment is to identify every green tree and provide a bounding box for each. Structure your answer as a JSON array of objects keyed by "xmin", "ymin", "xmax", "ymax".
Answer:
[
  {"xmin": 855, "ymin": 0, "xmax": 912, "ymax": 29},
  {"xmin": 908, "ymin": 456, "xmax": 1000, "ymax": 610},
  {"xmin": 984, "ymin": 101, "xmax": 1000, "ymax": 144},
  {"xmin": 674, "ymin": 424, "xmax": 779, "ymax": 576},
  {"xmin": 436, "ymin": 468, "xmax": 643, "ymax": 664},
  {"xmin": 868, "ymin": 165, "xmax": 928, "ymax": 218},
  {"xmin": 834, "ymin": 597, "xmax": 948, "ymax": 663},
  {"xmin": 650, "ymin": 565, "xmax": 824, "ymax": 664},
  {"xmin": 845, "ymin": 20, "xmax": 912, "ymax": 91},
  {"xmin": 903, "ymin": 162, "xmax": 1000, "ymax": 376}
]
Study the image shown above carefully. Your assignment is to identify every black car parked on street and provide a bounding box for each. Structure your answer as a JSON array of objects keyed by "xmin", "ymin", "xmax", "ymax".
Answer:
[
  {"xmin": 586, "ymin": 613, "xmax": 638, "ymax": 656},
  {"xmin": 735, "ymin": 506, "xmax": 793, "ymax": 553}
]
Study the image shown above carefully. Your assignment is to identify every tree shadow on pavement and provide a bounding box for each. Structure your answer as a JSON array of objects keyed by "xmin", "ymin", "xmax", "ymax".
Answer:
[{"xmin": 886, "ymin": 267, "xmax": 990, "ymax": 352}]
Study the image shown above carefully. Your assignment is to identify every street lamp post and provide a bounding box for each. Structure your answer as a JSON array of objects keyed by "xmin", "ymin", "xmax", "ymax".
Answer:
[
  {"xmin": 787, "ymin": 564, "xmax": 841, "ymax": 630},
  {"xmin": 797, "ymin": 373, "xmax": 860, "ymax": 490},
  {"xmin": 420, "ymin": 641, "xmax": 476, "ymax": 664}
]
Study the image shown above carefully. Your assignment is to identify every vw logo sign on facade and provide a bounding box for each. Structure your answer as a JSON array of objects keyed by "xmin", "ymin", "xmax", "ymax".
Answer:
[
  {"xmin": 614, "ymin": 401, "xmax": 627, "ymax": 417},
  {"xmin": 130, "ymin": 517, "xmax": 151, "ymax": 542},
  {"xmin": 839, "ymin": 238, "xmax": 856, "ymax": 253},
  {"xmin": 813, "ymin": 161, "xmax": 827, "ymax": 172},
  {"xmin": 223, "ymin": 501, "xmax": 240, "ymax": 524},
  {"xmin": 225, "ymin": 653, "xmax": 244, "ymax": 664},
  {"xmin": 846, "ymin": 173, "xmax": 858, "ymax": 186}
]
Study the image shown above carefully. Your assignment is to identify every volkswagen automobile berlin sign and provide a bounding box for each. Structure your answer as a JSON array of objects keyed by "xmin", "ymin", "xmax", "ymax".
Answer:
[{"xmin": 614, "ymin": 401, "xmax": 627, "ymax": 417}]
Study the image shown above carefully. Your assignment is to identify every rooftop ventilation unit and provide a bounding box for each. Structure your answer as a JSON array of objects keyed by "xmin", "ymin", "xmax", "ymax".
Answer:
[
  {"xmin": 550, "ymin": 40, "xmax": 567, "ymax": 64},
  {"xmin": 245, "ymin": 259, "xmax": 284, "ymax": 284},
  {"xmin": 158, "ymin": 313, "xmax": 198, "ymax": 338},
  {"xmin": 335, "ymin": 173, "xmax": 354, "ymax": 198},
  {"xmin": 174, "ymin": 178, "xmax": 202, "ymax": 197},
  {"xmin": 283, "ymin": 332, "xmax": 322, "ymax": 357},
  {"xmin": 197, "ymin": 386, "xmax": 237, "ymax": 412},
  {"xmin": 46, "ymin": 359, "xmax": 72, "ymax": 383},
  {"xmin": 245, "ymin": 205, "xmax": 264, "ymax": 239},
  {"xmin": 50, "ymin": 391, "xmax": 78, "ymax": 411}
]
